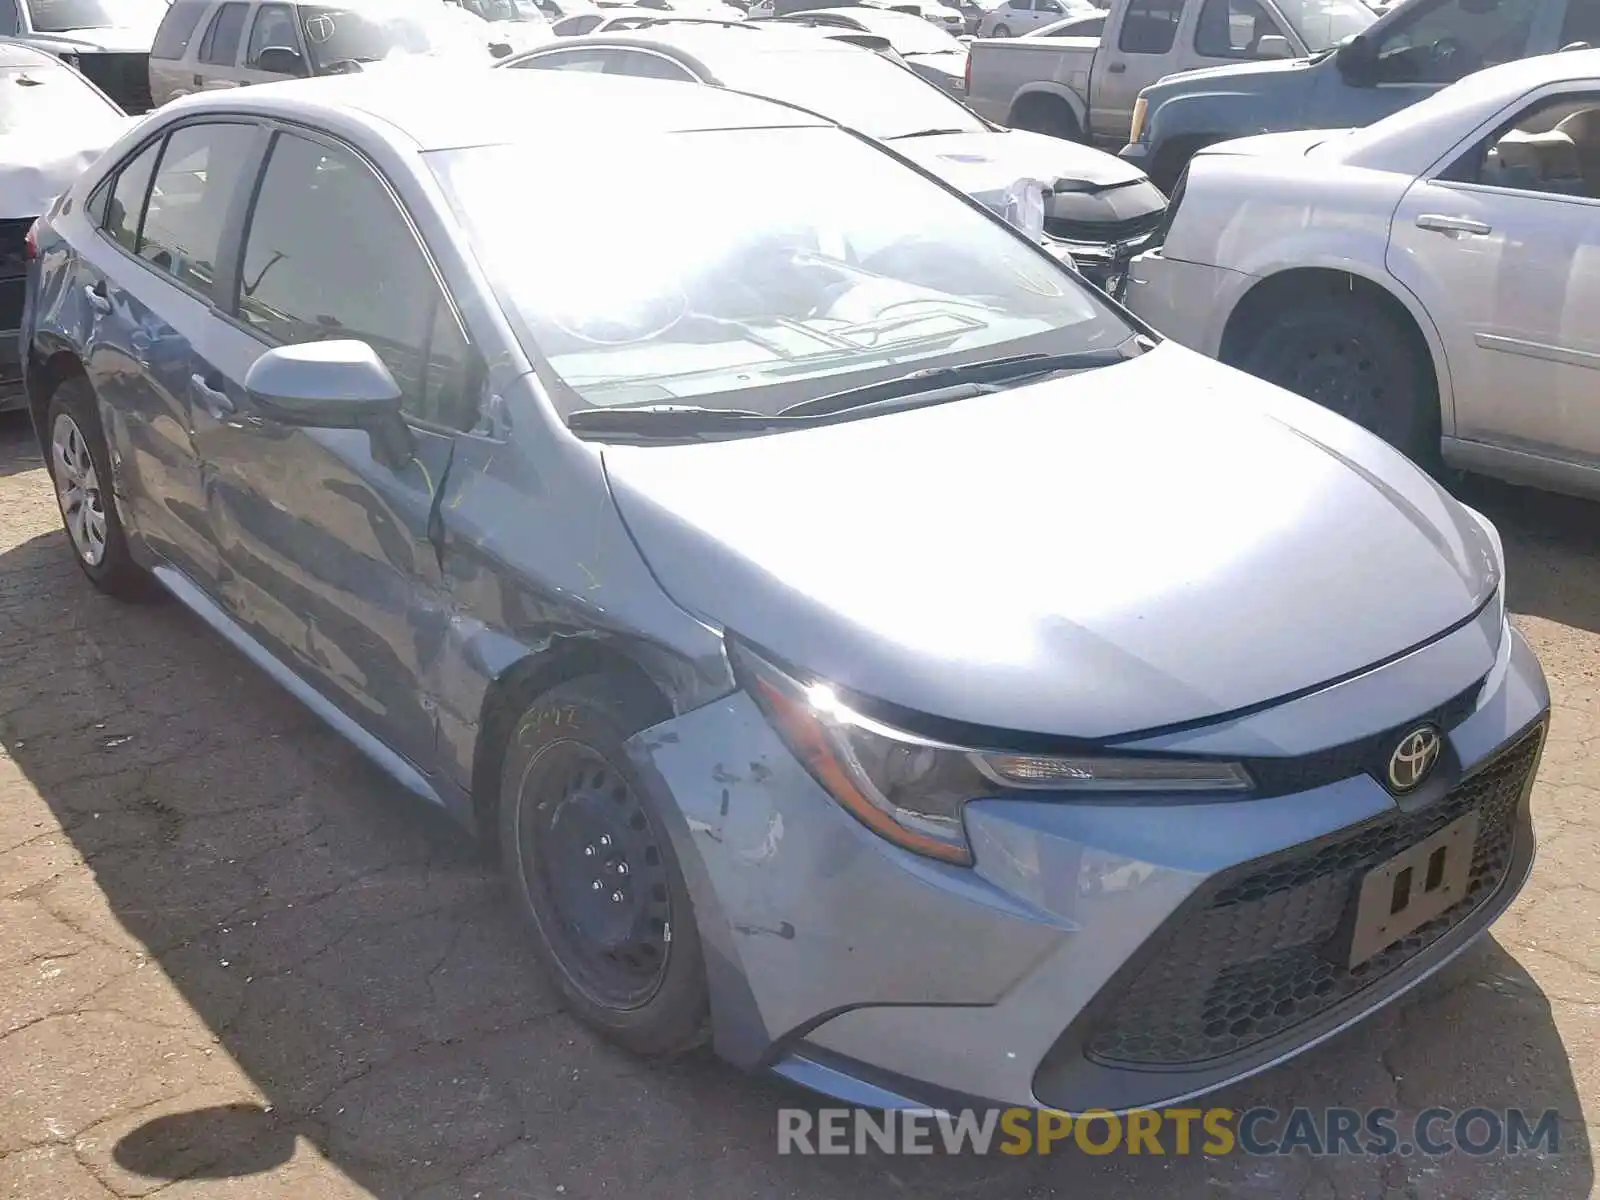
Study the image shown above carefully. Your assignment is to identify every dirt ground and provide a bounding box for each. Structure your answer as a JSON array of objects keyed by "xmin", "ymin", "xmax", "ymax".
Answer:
[{"xmin": 0, "ymin": 409, "xmax": 1596, "ymax": 1199}]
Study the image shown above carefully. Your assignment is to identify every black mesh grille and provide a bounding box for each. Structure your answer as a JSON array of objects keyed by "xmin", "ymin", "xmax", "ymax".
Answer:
[
  {"xmin": 1083, "ymin": 722, "xmax": 1543, "ymax": 1068},
  {"xmin": 75, "ymin": 52, "xmax": 153, "ymax": 114},
  {"xmin": 0, "ymin": 217, "xmax": 30, "ymax": 333}
]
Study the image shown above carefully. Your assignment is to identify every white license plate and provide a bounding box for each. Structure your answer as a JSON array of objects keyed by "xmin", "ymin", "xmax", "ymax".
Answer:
[{"xmin": 1347, "ymin": 810, "xmax": 1479, "ymax": 969}]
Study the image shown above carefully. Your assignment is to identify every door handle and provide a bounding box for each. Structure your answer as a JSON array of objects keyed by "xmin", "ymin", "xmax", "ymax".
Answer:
[
  {"xmin": 1416, "ymin": 213, "xmax": 1492, "ymax": 236},
  {"xmin": 84, "ymin": 282, "xmax": 110, "ymax": 314},
  {"xmin": 193, "ymin": 73, "xmax": 204, "ymax": 86},
  {"xmin": 1107, "ymin": 60, "xmax": 1126, "ymax": 72},
  {"xmin": 190, "ymin": 371, "xmax": 234, "ymax": 417}
]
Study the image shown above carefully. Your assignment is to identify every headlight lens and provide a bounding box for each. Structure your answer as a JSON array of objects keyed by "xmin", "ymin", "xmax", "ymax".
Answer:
[
  {"xmin": 1460, "ymin": 502, "xmax": 1507, "ymax": 631},
  {"xmin": 733, "ymin": 642, "xmax": 1252, "ymax": 866}
]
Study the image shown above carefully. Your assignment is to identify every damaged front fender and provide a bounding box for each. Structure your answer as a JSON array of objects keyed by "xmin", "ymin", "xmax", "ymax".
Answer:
[{"xmin": 623, "ymin": 689, "xmax": 1067, "ymax": 1070}]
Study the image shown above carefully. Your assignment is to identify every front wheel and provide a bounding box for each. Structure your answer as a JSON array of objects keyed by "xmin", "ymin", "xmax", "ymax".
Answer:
[
  {"xmin": 1228, "ymin": 287, "xmax": 1438, "ymax": 464},
  {"xmin": 498, "ymin": 675, "xmax": 709, "ymax": 1056},
  {"xmin": 992, "ymin": 21, "xmax": 1011, "ymax": 34}
]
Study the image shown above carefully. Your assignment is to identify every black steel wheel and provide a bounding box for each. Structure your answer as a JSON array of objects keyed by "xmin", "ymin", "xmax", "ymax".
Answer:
[
  {"xmin": 498, "ymin": 675, "xmax": 709, "ymax": 1055},
  {"xmin": 1229, "ymin": 284, "xmax": 1438, "ymax": 466}
]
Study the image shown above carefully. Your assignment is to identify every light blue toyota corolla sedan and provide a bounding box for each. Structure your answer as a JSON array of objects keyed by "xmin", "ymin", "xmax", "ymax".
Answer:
[{"xmin": 20, "ymin": 67, "xmax": 1548, "ymax": 1113}]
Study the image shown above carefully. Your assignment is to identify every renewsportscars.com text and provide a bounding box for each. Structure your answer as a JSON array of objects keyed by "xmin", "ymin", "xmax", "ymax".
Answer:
[{"xmin": 777, "ymin": 1106, "xmax": 1561, "ymax": 1157}]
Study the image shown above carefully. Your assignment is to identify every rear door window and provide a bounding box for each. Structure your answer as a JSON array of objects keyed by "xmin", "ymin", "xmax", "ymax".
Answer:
[
  {"xmin": 137, "ymin": 122, "xmax": 257, "ymax": 300},
  {"xmin": 199, "ymin": 1, "xmax": 248, "ymax": 64},
  {"xmin": 1118, "ymin": 0, "xmax": 1182, "ymax": 52},
  {"xmin": 105, "ymin": 140, "xmax": 161, "ymax": 254},
  {"xmin": 152, "ymin": 0, "xmax": 209, "ymax": 58}
]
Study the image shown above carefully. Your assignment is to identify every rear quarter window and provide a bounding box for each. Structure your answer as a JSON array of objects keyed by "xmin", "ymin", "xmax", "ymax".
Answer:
[{"xmin": 152, "ymin": 0, "xmax": 210, "ymax": 58}]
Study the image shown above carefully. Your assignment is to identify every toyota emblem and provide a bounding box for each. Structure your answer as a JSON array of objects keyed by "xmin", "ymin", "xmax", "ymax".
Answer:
[{"xmin": 1387, "ymin": 725, "xmax": 1442, "ymax": 793}]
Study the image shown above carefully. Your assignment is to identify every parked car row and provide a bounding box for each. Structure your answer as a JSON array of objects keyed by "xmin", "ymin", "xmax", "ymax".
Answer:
[{"xmin": 15, "ymin": 58, "xmax": 1555, "ymax": 1121}]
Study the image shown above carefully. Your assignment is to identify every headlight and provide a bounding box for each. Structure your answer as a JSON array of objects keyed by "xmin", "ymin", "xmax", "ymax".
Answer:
[
  {"xmin": 733, "ymin": 641, "xmax": 1252, "ymax": 866},
  {"xmin": 1129, "ymin": 96, "xmax": 1148, "ymax": 144},
  {"xmin": 1460, "ymin": 503, "xmax": 1507, "ymax": 632}
]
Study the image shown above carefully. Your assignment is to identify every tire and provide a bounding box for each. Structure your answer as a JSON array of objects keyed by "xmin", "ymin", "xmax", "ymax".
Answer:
[
  {"xmin": 45, "ymin": 377, "xmax": 155, "ymax": 601},
  {"xmin": 993, "ymin": 22, "xmax": 1010, "ymax": 34},
  {"xmin": 497, "ymin": 674, "xmax": 709, "ymax": 1056},
  {"xmin": 1228, "ymin": 285, "xmax": 1438, "ymax": 464}
]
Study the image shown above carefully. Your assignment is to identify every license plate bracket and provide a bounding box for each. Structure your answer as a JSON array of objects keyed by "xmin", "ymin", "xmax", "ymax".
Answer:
[{"xmin": 1347, "ymin": 809, "xmax": 1479, "ymax": 969}]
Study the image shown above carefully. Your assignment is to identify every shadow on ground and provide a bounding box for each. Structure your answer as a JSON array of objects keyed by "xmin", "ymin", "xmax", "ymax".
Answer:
[
  {"xmin": 0, "ymin": 410, "xmax": 42, "ymax": 480},
  {"xmin": 0, "ymin": 420, "xmax": 1592, "ymax": 1198}
]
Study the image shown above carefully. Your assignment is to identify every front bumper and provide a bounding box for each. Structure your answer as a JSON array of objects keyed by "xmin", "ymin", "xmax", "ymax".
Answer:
[
  {"xmin": 1123, "ymin": 246, "xmax": 1255, "ymax": 355},
  {"xmin": 626, "ymin": 614, "xmax": 1548, "ymax": 1111}
]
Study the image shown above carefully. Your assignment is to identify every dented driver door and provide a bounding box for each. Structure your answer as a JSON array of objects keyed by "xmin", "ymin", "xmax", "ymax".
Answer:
[{"xmin": 191, "ymin": 126, "xmax": 474, "ymax": 772}]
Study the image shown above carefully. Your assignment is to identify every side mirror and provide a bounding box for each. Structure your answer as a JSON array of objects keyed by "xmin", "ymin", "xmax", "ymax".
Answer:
[
  {"xmin": 255, "ymin": 45, "xmax": 308, "ymax": 75},
  {"xmin": 1334, "ymin": 32, "xmax": 1374, "ymax": 83},
  {"xmin": 1255, "ymin": 33, "xmax": 1292, "ymax": 57},
  {"xmin": 245, "ymin": 340, "xmax": 414, "ymax": 465}
]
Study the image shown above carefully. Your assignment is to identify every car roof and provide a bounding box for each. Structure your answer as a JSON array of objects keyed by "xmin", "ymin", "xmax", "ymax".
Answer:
[
  {"xmin": 152, "ymin": 65, "xmax": 833, "ymax": 150},
  {"xmin": 0, "ymin": 38, "xmax": 72, "ymax": 69},
  {"xmin": 793, "ymin": 5, "xmax": 927, "ymax": 24}
]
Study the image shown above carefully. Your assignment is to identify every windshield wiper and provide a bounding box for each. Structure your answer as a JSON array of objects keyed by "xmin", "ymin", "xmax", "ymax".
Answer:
[
  {"xmin": 892, "ymin": 127, "xmax": 977, "ymax": 138},
  {"xmin": 566, "ymin": 344, "xmax": 1143, "ymax": 439},
  {"xmin": 566, "ymin": 404, "xmax": 781, "ymax": 440},
  {"xmin": 777, "ymin": 345, "xmax": 1140, "ymax": 419}
]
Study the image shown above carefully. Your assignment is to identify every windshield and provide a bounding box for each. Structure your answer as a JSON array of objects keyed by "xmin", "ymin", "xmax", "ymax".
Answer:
[
  {"xmin": 1273, "ymin": 0, "xmax": 1372, "ymax": 49},
  {"xmin": 431, "ymin": 126, "xmax": 1132, "ymax": 420},
  {"xmin": 463, "ymin": 0, "xmax": 547, "ymax": 19},
  {"xmin": 714, "ymin": 47, "xmax": 983, "ymax": 138},
  {"xmin": 25, "ymin": 0, "xmax": 163, "ymax": 31},
  {"xmin": 299, "ymin": 3, "xmax": 479, "ymax": 68},
  {"xmin": 842, "ymin": 10, "xmax": 966, "ymax": 51},
  {"xmin": 0, "ymin": 64, "xmax": 123, "ymax": 133}
]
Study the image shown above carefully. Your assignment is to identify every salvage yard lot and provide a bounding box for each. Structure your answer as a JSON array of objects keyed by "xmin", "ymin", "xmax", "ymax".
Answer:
[{"xmin": 0, "ymin": 411, "xmax": 1596, "ymax": 1200}]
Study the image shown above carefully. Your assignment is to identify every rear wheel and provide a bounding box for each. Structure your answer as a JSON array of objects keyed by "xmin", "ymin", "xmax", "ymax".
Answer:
[
  {"xmin": 993, "ymin": 21, "xmax": 1011, "ymax": 33},
  {"xmin": 1009, "ymin": 93, "xmax": 1081, "ymax": 141},
  {"xmin": 1227, "ymin": 284, "xmax": 1439, "ymax": 464},
  {"xmin": 46, "ymin": 378, "xmax": 154, "ymax": 600},
  {"xmin": 497, "ymin": 675, "xmax": 709, "ymax": 1056}
]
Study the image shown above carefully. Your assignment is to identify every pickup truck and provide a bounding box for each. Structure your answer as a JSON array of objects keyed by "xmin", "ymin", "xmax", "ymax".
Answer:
[
  {"xmin": 969, "ymin": 0, "xmax": 1599, "ymax": 190},
  {"xmin": 964, "ymin": 0, "xmax": 1375, "ymax": 159},
  {"xmin": 1123, "ymin": 0, "xmax": 1600, "ymax": 187}
]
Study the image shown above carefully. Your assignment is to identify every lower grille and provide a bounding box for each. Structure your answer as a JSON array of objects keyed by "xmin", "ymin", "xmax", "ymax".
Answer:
[
  {"xmin": 1083, "ymin": 723, "xmax": 1543, "ymax": 1068},
  {"xmin": 74, "ymin": 52, "xmax": 153, "ymax": 114},
  {"xmin": 1044, "ymin": 210, "xmax": 1163, "ymax": 245}
]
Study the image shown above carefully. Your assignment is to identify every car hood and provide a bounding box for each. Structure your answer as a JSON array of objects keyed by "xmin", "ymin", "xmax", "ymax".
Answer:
[
  {"xmin": 0, "ymin": 124, "xmax": 130, "ymax": 219},
  {"xmin": 603, "ymin": 344, "xmax": 1499, "ymax": 740},
  {"xmin": 1198, "ymin": 127, "xmax": 1349, "ymax": 160},
  {"xmin": 26, "ymin": 27, "xmax": 154, "ymax": 51},
  {"xmin": 892, "ymin": 128, "xmax": 1165, "ymax": 226},
  {"xmin": 1143, "ymin": 52, "xmax": 1318, "ymax": 103}
]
